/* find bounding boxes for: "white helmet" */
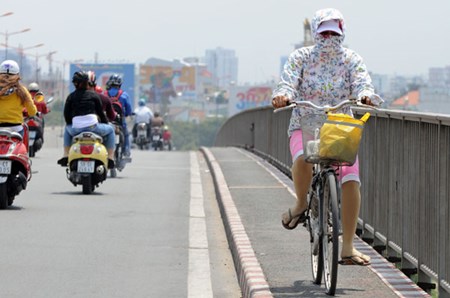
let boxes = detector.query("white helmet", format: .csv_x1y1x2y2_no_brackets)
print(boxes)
28,82,40,92
0,60,20,75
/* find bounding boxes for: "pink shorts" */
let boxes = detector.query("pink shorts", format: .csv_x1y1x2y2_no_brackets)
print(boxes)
289,130,360,184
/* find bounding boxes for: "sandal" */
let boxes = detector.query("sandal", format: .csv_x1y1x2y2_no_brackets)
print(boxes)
282,208,307,230
338,254,371,266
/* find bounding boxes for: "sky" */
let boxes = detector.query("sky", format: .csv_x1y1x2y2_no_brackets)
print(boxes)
2,0,450,84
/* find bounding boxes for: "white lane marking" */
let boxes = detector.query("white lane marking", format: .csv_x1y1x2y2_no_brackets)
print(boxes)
188,151,213,298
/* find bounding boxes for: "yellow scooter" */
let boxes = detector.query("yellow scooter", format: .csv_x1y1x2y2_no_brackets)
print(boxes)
66,132,108,194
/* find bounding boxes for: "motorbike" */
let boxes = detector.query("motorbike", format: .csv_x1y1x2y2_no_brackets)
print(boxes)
109,104,131,178
151,126,163,151
162,129,172,151
66,132,108,194
25,116,43,157
24,97,54,157
111,121,125,178
0,126,31,208
135,122,150,150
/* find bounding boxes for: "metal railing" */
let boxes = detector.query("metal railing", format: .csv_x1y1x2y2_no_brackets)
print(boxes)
215,106,450,297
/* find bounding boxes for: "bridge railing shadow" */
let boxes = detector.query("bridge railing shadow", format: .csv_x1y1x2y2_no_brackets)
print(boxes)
215,106,450,297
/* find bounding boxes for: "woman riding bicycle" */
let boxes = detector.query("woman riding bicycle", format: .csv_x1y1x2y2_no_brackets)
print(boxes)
272,8,383,266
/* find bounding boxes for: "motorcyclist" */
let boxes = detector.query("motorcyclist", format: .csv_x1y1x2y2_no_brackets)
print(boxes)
149,112,164,147
0,60,37,137
57,71,116,169
162,125,172,150
86,71,116,122
27,82,50,116
104,74,132,157
25,82,50,145
151,112,164,127
132,98,153,142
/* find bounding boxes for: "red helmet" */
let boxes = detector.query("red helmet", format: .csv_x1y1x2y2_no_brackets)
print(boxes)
94,85,103,94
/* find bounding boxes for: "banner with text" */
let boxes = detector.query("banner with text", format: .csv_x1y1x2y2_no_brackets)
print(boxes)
228,85,273,116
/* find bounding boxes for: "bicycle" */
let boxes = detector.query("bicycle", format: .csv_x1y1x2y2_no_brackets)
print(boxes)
275,99,373,295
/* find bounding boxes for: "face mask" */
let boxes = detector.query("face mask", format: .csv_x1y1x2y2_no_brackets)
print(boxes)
108,87,119,97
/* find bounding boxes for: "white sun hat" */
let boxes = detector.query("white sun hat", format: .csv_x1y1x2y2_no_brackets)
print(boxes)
317,19,343,35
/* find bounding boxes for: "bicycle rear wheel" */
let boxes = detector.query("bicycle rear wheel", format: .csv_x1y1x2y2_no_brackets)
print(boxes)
321,172,340,295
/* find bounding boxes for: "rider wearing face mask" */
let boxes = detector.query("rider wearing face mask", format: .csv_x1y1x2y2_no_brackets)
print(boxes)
272,8,383,266
104,74,132,157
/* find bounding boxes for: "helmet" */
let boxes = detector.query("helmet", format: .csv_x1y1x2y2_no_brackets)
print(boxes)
72,71,89,84
87,71,96,86
107,74,123,87
28,82,40,92
163,125,169,131
0,60,20,74
138,98,146,106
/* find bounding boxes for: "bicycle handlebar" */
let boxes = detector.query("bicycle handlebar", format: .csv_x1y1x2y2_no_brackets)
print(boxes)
273,99,377,113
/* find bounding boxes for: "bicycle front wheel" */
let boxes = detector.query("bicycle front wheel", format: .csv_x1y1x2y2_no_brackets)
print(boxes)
308,191,323,285
321,172,340,295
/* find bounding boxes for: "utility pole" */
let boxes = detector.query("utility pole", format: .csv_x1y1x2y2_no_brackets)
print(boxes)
47,50,57,77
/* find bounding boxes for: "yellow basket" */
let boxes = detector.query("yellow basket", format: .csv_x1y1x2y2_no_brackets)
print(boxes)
301,112,370,165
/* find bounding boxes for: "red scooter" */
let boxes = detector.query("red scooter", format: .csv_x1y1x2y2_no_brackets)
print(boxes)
24,96,53,157
0,125,31,209
25,116,43,157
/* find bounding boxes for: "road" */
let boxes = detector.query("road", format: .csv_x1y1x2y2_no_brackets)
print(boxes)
0,127,241,298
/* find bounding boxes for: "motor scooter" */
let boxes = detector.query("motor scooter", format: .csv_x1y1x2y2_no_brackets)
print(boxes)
110,120,125,178
135,122,150,150
0,126,31,208
109,103,131,177
151,126,163,151
25,116,43,157
65,132,108,194
24,97,54,157
162,127,172,151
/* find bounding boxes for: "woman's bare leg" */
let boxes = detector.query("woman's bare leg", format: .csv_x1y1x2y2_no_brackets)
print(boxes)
282,156,313,228
340,181,370,263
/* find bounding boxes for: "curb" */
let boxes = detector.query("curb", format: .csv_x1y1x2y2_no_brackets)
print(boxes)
200,147,273,298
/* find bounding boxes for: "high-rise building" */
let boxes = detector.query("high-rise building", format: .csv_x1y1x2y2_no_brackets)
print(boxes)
370,73,390,98
204,47,238,89
428,66,450,89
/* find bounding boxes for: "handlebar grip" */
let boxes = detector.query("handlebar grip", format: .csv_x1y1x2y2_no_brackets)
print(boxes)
273,102,296,113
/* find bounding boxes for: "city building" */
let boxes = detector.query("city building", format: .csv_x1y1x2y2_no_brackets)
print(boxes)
204,47,238,89
389,90,420,111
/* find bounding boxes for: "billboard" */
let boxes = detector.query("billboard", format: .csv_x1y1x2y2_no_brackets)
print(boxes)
139,65,197,102
69,63,135,107
228,85,273,116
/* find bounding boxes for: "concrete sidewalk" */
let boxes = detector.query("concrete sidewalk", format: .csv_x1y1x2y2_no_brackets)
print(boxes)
201,147,430,298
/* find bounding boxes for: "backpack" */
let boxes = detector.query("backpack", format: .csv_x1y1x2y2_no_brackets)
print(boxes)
105,89,124,123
